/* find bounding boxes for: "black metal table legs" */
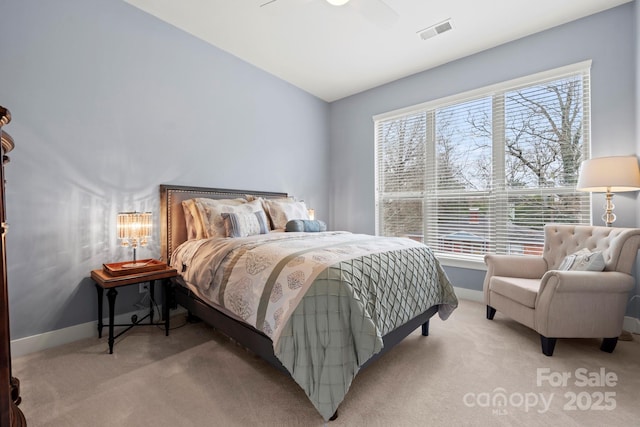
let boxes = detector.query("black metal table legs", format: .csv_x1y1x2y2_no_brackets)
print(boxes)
95,279,171,354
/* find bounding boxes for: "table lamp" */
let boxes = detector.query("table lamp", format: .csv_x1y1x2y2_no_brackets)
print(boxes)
117,211,152,266
577,156,640,226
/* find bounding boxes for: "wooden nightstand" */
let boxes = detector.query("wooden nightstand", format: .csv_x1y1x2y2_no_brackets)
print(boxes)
91,264,177,354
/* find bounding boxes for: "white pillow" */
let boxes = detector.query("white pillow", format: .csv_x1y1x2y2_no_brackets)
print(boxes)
263,198,309,230
557,248,605,272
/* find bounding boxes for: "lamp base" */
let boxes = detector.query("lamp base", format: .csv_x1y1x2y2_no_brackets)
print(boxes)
602,191,616,227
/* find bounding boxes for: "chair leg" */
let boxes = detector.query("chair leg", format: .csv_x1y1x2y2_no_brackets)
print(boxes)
600,337,618,353
540,335,557,357
486,306,496,320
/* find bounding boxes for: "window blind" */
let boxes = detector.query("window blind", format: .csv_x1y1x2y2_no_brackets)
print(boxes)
375,63,591,262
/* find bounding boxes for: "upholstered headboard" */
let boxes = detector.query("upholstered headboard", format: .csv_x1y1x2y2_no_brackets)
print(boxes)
159,185,288,263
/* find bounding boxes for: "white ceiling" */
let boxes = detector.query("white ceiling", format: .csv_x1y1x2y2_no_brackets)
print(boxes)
124,0,631,102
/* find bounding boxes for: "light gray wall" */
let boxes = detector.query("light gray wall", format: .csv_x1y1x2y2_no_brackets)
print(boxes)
0,0,330,339
2,1,638,341
329,4,638,292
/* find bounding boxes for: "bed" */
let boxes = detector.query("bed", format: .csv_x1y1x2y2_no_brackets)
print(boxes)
159,184,458,421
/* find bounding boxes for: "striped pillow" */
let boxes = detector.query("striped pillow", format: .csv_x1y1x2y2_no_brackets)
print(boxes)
221,211,270,238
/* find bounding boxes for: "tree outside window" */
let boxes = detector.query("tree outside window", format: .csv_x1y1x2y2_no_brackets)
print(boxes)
375,67,591,261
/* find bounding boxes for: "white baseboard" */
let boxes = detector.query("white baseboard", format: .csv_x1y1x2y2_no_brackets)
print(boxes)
11,306,185,358
623,316,640,334
453,286,483,302
12,287,483,357
26,286,634,357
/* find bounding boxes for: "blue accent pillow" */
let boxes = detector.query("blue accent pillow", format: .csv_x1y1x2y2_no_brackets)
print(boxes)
285,219,327,232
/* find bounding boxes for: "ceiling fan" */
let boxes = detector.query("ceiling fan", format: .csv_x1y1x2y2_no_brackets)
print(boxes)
260,0,399,28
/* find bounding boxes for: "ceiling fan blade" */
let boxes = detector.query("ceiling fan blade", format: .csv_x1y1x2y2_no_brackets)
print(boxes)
350,0,399,28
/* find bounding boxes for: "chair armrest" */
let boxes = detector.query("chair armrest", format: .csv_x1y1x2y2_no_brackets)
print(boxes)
484,254,547,279
535,270,635,338
539,270,634,294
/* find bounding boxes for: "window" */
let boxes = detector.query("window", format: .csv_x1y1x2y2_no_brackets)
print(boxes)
374,62,591,264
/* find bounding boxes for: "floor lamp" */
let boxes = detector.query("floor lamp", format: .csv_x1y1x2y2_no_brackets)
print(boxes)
577,155,640,341
577,156,640,227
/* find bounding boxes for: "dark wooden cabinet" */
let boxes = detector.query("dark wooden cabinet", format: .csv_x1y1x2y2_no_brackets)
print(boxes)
0,106,26,426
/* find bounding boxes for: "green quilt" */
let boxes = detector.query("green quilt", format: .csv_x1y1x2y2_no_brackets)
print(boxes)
274,245,457,421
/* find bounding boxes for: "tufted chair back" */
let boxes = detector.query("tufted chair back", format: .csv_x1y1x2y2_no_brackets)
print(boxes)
543,224,640,274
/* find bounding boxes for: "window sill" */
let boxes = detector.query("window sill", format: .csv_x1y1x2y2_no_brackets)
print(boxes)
436,255,487,271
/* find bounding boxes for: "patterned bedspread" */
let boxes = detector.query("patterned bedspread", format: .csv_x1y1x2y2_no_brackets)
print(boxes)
171,231,458,420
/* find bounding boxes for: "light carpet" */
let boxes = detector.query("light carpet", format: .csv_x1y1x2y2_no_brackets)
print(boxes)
12,299,640,426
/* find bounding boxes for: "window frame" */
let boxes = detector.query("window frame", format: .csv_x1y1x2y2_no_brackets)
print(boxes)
374,61,592,269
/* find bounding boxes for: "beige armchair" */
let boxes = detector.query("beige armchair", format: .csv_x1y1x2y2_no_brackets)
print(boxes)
483,224,640,356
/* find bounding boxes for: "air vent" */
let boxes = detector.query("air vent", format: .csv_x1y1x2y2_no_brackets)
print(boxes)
418,18,453,41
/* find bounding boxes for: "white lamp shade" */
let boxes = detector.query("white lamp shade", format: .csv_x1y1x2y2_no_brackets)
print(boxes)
326,0,350,5
577,156,640,193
